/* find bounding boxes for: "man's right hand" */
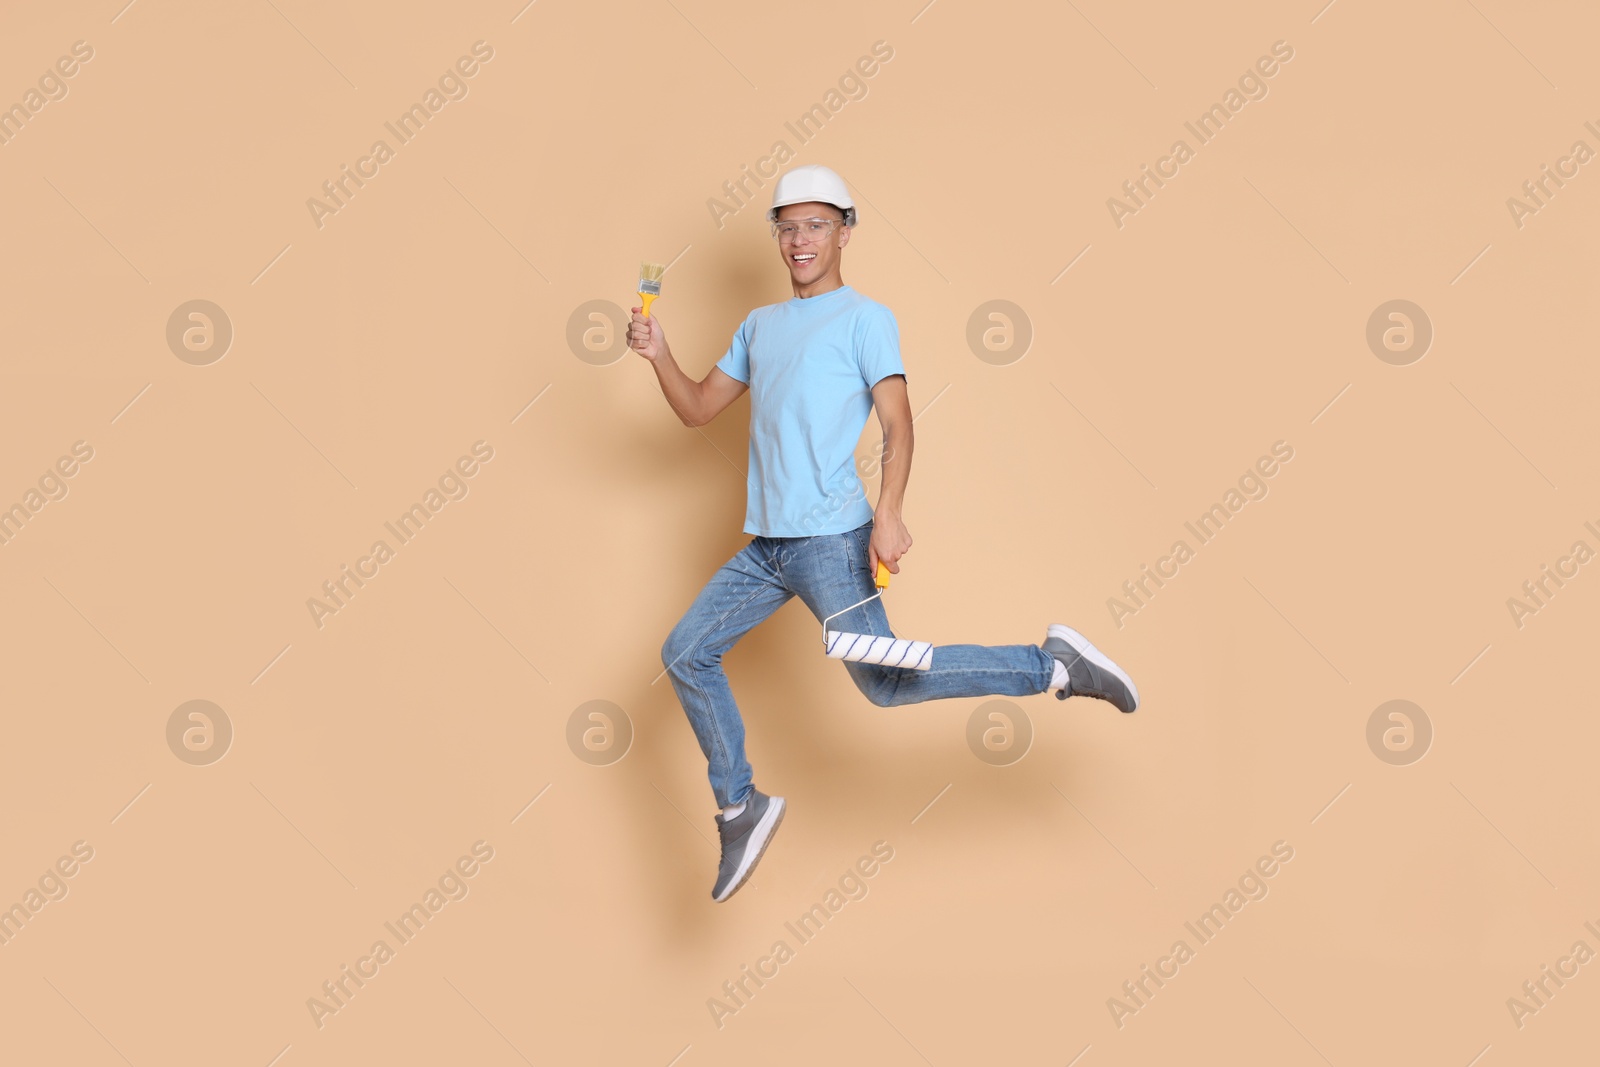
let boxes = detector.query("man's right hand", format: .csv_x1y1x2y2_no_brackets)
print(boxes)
629,308,668,363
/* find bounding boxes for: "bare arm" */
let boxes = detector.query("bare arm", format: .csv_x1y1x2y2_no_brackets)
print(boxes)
867,373,914,574
628,307,748,426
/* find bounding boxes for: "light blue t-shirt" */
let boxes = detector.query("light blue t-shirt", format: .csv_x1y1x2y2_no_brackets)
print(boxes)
714,284,906,537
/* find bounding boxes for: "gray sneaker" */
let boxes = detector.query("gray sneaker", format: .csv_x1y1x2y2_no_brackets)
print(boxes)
1043,623,1140,713
712,788,786,903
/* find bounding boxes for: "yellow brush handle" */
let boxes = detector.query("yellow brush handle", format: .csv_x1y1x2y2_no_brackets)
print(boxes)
875,561,891,589
638,292,657,319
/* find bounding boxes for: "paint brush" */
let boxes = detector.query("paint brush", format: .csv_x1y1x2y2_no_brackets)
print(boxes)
637,261,665,319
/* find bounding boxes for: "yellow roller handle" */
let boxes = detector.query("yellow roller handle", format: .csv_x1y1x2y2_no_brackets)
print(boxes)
875,561,891,589
638,292,658,319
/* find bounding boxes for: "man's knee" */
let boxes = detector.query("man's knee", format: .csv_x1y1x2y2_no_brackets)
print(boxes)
661,631,686,674
662,622,713,679
850,666,899,707
661,621,686,672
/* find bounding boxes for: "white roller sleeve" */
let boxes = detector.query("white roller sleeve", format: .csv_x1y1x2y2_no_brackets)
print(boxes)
824,630,933,670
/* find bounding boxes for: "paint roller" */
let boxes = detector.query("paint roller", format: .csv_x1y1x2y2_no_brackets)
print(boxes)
822,561,932,670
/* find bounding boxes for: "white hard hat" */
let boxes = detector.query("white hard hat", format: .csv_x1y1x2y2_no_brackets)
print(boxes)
767,164,857,227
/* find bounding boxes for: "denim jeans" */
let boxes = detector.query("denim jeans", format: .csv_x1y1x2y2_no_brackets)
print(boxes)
662,518,1056,808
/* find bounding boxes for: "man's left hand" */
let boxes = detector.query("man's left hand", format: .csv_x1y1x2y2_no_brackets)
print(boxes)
868,512,913,576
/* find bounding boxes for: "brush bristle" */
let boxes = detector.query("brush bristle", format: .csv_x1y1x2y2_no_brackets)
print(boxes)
638,261,666,287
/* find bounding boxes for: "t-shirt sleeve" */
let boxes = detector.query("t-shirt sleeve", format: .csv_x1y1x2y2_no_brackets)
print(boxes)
714,315,753,384
854,304,906,388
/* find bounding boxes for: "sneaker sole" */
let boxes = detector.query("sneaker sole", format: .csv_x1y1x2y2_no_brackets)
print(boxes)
1047,624,1140,712
713,796,786,903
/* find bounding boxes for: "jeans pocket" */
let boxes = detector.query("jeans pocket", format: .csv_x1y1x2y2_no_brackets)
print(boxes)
847,524,872,582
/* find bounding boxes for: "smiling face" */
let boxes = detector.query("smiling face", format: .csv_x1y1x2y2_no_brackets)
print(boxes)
776,201,850,296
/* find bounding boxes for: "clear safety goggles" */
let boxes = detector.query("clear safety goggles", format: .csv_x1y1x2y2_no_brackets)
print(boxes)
771,217,843,242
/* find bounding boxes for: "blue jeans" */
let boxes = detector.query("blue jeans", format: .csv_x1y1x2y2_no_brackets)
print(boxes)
662,518,1056,808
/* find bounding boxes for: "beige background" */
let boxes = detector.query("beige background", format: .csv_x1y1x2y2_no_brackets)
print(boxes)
2,0,1597,1064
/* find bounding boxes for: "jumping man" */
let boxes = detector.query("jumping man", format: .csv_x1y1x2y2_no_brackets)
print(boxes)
628,164,1140,903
